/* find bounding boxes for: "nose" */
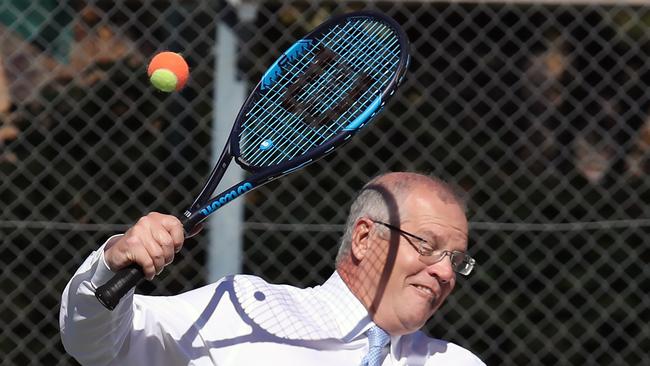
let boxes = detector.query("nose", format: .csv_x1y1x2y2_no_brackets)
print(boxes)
426,255,455,283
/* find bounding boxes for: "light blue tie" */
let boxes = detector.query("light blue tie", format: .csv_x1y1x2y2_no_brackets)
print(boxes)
360,325,390,366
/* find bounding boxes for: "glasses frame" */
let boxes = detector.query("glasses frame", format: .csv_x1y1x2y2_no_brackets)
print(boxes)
370,219,476,276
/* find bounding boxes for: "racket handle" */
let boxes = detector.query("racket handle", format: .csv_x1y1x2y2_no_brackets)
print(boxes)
95,264,144,310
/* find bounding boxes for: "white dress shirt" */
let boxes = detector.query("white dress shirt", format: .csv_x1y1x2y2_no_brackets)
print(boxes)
60,238,486,366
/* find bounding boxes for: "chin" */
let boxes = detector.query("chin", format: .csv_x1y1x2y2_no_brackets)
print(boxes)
399,313,432,334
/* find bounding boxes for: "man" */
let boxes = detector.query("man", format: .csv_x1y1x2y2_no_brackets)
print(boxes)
60,172,485,365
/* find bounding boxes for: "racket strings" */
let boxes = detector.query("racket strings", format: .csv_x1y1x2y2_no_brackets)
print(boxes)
251,35,386,163
303,22,399,121
247,20,397,135
275,21,397,132
239,19,402,167
241,21,397,160
243,21,398,165
289,23,393,122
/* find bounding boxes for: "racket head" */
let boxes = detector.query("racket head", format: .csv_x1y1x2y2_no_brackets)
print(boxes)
230,10,410,175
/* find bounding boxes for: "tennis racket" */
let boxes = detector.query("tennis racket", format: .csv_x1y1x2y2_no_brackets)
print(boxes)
95,10,410,310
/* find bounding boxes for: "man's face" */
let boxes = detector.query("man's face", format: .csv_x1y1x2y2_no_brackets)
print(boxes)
358,185,469,335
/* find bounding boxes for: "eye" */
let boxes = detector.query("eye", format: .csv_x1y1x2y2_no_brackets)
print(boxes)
430,235,444,248
418,235,440,254
450,252,465,265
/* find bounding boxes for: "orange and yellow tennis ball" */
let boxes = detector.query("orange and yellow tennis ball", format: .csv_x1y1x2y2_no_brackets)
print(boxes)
147,51,189,92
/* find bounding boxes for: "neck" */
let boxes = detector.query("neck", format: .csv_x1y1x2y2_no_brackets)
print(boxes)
336,259,383,323
337,258,412,336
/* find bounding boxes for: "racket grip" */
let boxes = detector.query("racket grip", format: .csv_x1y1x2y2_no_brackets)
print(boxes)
95,264,144,310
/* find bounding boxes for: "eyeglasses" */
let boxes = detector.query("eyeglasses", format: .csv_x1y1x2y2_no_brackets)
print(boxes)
371,219,476,276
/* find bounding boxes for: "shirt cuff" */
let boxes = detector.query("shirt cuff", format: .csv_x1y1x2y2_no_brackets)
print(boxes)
90,234,123,288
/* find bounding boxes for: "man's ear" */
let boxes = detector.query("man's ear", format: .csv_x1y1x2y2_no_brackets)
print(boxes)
350,218,373,261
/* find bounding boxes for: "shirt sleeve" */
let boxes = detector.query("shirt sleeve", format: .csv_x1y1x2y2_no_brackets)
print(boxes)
58,236,213,366
59,235,136,365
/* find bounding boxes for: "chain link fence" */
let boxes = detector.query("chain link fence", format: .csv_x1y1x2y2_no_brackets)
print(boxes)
1,0,649,365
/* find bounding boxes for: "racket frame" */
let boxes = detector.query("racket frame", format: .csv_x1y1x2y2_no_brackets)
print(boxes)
184,10,410,232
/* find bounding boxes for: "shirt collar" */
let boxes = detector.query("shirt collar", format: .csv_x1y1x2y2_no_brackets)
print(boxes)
324,272,405,353
319,271,374,342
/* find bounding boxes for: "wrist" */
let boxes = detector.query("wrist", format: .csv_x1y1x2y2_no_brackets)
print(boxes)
90,235,123,287
102,234,124,272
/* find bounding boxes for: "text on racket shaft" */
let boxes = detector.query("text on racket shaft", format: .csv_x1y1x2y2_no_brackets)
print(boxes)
199,182,253,216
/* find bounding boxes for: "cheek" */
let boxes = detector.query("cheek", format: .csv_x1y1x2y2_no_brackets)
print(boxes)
434,282,455,308
396,246,429,275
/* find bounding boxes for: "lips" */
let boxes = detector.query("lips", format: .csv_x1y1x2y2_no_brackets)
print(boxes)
411,283,436,300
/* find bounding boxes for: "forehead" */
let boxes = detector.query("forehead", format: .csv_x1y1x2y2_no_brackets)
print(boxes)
399,185,469,237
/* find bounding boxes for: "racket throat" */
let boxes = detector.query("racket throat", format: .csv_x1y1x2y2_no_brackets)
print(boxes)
187,147,234,213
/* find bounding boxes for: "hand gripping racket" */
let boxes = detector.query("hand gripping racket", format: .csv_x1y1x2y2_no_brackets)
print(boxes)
95,10,410,310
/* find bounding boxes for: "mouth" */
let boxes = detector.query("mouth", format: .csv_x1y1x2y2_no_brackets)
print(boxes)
411,284,436,300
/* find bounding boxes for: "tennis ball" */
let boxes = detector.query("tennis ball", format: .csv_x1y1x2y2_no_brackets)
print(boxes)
149,69,178,92
147,51,189,92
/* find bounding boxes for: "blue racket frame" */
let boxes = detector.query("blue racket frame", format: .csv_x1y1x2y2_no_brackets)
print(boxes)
183,10,410,233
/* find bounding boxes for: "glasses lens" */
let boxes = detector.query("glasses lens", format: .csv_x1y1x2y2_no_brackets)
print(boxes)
451,252,474,275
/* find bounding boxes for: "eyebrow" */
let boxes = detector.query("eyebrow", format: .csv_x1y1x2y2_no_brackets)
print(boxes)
413,220,468,237
426,228,469,249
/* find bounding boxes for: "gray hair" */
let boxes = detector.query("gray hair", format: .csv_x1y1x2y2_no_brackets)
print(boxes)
334,173,466,267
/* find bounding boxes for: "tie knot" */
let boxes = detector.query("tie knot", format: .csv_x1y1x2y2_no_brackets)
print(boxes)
367,325,390,349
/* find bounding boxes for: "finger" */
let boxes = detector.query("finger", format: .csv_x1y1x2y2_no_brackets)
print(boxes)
148,215,178,262
127,220,165,277
150,228,176,265
143,239,167,276
129,243,157,280
158,215,185,252
104,235,133,272
104,227,149,271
